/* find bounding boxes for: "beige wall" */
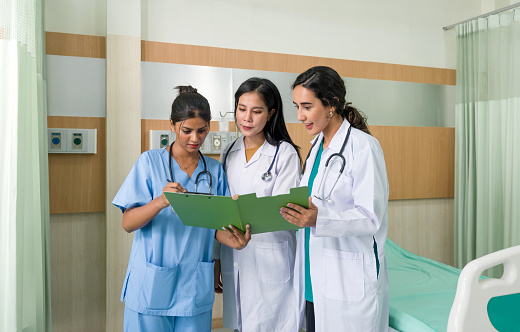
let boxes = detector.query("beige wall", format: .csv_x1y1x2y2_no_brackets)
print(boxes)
388,198,454,266
50,213,106,332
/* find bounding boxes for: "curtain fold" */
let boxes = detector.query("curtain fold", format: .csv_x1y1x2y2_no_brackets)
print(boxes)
0,0,51,331
455,9,520,277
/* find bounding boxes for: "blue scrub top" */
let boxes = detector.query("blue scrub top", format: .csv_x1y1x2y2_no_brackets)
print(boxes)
113,147,229,317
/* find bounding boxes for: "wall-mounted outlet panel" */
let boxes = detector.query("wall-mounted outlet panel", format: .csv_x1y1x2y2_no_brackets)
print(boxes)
48,128,96,154
149,130,175,150
49,129,67,152
228,132,238,145
207,132,230,154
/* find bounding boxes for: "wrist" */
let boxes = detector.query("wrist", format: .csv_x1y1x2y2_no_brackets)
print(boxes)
155,195,170,210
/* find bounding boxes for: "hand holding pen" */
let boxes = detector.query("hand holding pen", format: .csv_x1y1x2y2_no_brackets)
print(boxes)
160,179,187,209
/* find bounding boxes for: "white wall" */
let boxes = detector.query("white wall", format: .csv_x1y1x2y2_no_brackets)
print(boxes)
46,0,484,69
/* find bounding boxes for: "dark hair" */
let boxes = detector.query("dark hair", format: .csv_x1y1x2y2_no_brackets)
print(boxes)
170,85,211,124
235,77,300,159
292,66,371,135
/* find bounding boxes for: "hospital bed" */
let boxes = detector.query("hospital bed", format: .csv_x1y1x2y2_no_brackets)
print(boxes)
386,239,520,332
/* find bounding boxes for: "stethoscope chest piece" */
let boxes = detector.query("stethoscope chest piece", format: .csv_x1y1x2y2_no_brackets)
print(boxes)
261,171,272,182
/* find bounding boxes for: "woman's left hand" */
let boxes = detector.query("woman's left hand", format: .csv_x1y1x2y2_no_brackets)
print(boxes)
216,224,252,250
281,197,318,227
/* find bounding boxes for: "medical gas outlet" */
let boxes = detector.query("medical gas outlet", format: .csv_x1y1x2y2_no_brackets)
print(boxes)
149,130,239,154
48,128,97,154
149,130,176,150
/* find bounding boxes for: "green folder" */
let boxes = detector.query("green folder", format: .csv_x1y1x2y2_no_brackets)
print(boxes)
164,186,309,234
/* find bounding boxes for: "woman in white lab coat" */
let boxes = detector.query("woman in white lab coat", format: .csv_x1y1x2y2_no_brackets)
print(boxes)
214,77,302,332
281,66,390,332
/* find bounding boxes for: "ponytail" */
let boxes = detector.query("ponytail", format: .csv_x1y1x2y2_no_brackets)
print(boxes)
341,102,371,135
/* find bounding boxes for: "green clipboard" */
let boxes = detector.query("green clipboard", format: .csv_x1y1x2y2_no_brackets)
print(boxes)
164,186,309,234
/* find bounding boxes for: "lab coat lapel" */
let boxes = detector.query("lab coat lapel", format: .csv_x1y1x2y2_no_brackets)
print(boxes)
244,139,274,167
301,133,323,186
323,119,351,156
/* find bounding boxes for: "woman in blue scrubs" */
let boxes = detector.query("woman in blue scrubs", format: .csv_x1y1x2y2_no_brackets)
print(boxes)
113,86,252,332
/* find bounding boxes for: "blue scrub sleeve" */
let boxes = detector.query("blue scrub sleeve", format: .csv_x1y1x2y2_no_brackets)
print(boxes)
112,153,154,213
216,162,231,197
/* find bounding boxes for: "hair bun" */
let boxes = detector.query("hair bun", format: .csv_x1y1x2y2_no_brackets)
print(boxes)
175,85,197,94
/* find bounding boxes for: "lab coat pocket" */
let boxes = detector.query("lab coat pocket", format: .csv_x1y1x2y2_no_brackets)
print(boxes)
324,170,354,211
323,248,364,301
195,261,215,308
139,261,178,310
255,241,290,283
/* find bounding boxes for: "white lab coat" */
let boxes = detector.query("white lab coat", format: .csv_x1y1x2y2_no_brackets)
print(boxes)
214,137,303,332
296,119,390,332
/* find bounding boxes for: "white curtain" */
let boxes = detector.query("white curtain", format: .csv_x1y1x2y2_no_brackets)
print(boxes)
0,0,51,331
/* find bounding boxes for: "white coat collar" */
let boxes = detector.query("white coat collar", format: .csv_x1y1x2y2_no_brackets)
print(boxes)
258,139,277,157
228,136,243,154
325,119,351,154
232,136,277,157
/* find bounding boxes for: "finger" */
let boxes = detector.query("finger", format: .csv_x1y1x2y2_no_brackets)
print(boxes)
280,207,302,220
244,224,251,242
228,224,244,238
308,196,317,209
221,226,237,240
165,182,186,193
286,203,306,214
232,194,239,200
172,182,186,192
281,211,304,226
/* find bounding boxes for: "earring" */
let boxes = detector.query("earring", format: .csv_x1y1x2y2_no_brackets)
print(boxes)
329,111,334,118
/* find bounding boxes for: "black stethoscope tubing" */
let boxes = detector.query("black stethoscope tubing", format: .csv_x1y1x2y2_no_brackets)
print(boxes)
302,125,352,176
168,141,212,194
222,138,280,182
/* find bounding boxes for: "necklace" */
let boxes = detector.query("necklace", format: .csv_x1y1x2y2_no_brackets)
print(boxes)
172,152,198,170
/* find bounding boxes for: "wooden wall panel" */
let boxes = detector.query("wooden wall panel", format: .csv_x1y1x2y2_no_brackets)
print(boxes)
48,116,106,214
44,32,455,85
370,125,455,200
141,41,455,85
46,32,106,59
288,123,455,200
47,119,455,214
141,121,455,200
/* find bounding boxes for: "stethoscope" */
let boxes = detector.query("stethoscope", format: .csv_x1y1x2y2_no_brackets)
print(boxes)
222,139,280,182
302,125,352,203
167,141,213,195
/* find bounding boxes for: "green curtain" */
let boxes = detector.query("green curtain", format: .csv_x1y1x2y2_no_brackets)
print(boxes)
0,0,51,331
455,9,520,277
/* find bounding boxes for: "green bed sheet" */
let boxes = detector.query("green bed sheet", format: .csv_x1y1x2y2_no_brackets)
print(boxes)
387,239,520,332
386,239,461,332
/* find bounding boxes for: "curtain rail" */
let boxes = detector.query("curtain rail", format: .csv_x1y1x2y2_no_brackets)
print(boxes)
443,2,520,30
